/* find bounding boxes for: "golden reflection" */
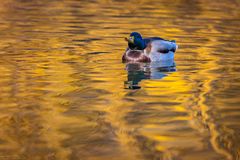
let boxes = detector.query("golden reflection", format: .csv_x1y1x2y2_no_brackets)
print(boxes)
0,0,239,160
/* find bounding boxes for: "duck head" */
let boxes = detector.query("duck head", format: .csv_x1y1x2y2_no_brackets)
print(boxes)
125,32,146,50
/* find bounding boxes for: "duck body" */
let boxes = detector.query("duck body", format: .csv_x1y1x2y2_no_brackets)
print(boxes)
122,32,178,63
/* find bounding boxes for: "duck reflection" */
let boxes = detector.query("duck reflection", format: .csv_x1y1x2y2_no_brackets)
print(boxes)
124,60,176,89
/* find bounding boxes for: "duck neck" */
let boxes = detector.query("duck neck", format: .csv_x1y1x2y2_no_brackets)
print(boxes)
136,39,146,50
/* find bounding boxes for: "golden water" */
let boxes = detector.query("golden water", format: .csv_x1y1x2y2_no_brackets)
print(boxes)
0,0,240,160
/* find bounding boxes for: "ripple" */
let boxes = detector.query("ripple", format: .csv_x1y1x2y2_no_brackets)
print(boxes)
0,0,239,159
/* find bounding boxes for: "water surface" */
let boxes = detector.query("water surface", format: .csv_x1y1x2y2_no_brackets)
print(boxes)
0,0,240,160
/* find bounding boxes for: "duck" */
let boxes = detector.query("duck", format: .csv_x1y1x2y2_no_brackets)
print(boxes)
122,32,178,62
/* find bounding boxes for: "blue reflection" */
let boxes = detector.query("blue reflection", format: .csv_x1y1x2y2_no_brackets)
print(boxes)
124,60,176,89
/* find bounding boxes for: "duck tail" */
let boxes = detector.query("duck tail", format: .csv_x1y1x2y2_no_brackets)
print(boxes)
170,40,178,51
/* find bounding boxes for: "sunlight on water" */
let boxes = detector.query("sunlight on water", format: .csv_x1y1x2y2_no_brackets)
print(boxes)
0,0,240,160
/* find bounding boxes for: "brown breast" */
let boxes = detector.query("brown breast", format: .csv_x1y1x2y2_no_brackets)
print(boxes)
122,50,151,63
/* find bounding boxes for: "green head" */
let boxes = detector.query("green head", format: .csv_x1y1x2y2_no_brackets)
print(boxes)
125,32,146,50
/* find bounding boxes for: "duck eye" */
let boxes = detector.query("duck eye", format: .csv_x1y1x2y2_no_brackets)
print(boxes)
129,36,134,42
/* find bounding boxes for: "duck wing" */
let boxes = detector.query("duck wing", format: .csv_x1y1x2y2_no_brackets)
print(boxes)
144,38,177,53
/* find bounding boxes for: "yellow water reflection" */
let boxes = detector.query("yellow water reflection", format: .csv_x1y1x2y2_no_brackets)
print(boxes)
0,0,240,160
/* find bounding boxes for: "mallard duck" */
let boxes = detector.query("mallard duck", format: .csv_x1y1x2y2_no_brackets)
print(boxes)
122,32,178,62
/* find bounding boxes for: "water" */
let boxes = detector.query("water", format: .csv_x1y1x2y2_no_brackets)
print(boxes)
0,0,240,160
